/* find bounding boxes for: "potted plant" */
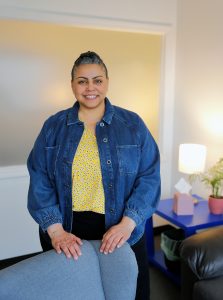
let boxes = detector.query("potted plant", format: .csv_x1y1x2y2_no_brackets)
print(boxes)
190,158,223,214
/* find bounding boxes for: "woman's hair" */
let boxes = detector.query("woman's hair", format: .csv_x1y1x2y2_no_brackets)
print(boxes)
71,51,108,80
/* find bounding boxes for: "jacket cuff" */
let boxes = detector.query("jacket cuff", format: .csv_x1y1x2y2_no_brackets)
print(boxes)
38,216,63,232
123,209,143,226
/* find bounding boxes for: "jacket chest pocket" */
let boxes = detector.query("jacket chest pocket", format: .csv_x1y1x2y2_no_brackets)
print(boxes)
45,145,60,179
116,145,140,174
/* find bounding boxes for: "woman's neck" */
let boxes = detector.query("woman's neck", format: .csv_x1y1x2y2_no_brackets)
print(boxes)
78,105,105,132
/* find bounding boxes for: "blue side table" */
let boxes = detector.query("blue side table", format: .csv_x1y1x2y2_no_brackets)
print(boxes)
145,195,223,284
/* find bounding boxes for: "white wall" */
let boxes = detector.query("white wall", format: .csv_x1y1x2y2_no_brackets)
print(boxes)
0,0,177,258
0,166,42,260
173,0,223,198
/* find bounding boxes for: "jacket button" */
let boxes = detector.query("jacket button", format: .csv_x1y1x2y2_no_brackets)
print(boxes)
109,183,113,188
100,122,104,127
107,160,111,164
103,138,108,143
110,208,115,213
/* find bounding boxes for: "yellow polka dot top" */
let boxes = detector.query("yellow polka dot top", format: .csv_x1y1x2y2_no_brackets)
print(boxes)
72,126,105,214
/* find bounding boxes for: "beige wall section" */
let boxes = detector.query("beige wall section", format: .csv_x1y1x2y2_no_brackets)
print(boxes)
0,20,161,166
174,0,223,197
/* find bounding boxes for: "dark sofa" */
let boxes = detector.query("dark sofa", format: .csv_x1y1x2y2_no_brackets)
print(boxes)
180,226,223,300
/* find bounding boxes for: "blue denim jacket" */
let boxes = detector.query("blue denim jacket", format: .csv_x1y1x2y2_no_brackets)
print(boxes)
27,99,160,245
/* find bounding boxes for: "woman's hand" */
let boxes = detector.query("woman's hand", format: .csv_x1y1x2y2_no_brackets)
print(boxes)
47,224,83,260
100,216,136,254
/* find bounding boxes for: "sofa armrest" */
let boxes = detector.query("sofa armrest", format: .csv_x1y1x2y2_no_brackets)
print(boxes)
0,240,138,300
180,226,223,280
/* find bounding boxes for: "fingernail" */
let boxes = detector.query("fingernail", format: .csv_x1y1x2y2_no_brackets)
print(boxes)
104,252,108,255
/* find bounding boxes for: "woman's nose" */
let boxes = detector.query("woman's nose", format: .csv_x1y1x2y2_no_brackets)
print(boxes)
86,81,95,91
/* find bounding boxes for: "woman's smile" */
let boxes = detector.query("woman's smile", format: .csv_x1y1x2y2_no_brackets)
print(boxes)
84,95,98,99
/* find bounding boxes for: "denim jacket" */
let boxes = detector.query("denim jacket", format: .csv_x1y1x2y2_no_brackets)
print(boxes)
27,99,160,245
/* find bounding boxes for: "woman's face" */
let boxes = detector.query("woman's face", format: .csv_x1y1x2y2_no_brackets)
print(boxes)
71,64,109,111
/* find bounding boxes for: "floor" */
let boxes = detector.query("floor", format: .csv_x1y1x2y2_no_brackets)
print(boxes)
150,264,181,300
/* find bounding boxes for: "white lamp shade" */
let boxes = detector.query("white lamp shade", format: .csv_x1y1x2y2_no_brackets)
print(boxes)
178,144,207,174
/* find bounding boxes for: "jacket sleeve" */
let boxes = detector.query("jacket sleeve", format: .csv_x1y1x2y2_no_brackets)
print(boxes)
123,117,161,226
27,121,63,231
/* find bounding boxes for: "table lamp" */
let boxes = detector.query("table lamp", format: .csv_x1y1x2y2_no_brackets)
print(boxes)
178,143,207,175
173,143,207,215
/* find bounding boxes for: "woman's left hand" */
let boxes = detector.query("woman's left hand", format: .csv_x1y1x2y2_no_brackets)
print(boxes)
100,216,136,254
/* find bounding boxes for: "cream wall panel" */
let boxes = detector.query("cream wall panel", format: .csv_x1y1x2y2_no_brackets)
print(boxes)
0,20,161,166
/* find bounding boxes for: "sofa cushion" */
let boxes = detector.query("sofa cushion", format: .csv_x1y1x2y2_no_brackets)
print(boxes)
193,276,223,300
90,240,138,300
180,226,223,280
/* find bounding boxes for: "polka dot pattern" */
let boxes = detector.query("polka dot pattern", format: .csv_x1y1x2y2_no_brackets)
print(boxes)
72,126,105,214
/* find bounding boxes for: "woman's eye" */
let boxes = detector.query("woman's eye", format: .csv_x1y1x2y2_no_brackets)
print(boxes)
78,80,87,85
95,79,102,85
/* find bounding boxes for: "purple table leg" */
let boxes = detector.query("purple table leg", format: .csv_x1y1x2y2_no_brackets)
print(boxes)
145,217,155,257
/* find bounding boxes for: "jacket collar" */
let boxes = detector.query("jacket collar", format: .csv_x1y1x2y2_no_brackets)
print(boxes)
102,98,115,125
66,98,114,126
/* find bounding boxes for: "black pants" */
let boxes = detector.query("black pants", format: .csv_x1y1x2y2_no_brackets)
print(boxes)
131,234,150,300
39,212,150,300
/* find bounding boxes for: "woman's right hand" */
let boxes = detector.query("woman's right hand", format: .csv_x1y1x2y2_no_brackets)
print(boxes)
47,223,83,260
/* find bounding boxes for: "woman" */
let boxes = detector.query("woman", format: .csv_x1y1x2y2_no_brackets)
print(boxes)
27,51,160,300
